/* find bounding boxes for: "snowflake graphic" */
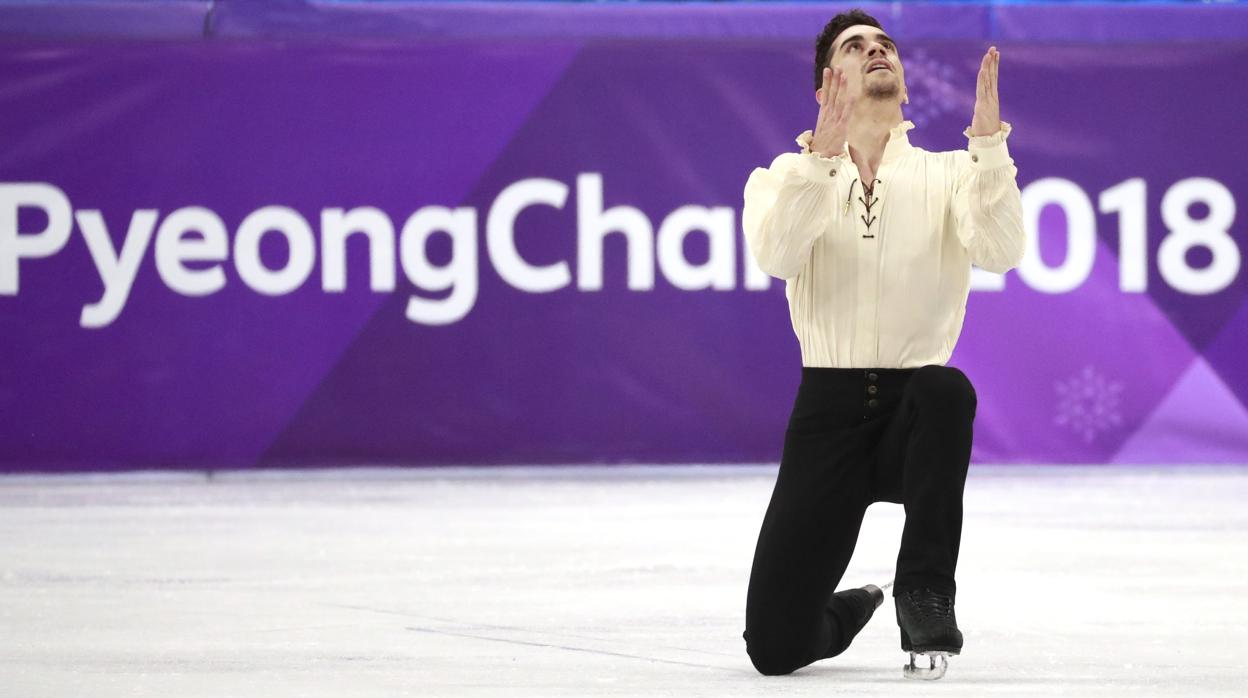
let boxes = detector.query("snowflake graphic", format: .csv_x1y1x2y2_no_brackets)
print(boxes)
1054,366,1126,443
900,48,974,130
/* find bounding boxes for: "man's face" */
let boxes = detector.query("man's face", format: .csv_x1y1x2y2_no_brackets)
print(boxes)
819,24,907,105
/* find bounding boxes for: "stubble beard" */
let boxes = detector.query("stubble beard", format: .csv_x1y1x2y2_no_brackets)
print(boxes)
863,73,901,101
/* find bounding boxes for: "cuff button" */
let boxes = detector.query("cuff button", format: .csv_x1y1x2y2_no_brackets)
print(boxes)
829,169,836,177
971,154,979,163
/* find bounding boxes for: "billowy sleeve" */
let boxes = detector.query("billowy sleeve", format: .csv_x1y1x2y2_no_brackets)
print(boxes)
950,121,1026,274
742,133,845,280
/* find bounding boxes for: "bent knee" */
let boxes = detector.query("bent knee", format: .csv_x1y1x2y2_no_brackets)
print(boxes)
747,645,803,676
744,629,810,676
910,365,977,412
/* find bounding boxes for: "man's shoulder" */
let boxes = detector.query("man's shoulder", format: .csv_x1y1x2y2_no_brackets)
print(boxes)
767,151,803,170
907,145,969,169
910,144,960,158
747,151,805,180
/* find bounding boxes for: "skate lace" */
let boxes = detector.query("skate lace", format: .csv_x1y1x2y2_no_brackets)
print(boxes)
907,588,955,622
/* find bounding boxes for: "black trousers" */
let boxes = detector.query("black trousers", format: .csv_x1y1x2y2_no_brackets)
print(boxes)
743,364,976,676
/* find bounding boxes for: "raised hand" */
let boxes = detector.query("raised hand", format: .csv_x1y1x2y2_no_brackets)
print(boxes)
811,66,855,158
969,47,1000,137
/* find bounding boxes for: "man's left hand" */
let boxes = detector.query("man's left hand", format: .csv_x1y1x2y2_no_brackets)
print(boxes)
969,46,1000,137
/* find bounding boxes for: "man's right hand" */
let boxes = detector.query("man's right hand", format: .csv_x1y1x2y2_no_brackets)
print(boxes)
811,67,855,158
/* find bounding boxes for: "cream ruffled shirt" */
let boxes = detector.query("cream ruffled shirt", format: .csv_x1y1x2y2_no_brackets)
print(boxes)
742,120,1025,368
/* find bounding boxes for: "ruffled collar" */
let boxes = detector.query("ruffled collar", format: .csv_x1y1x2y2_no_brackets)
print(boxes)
795,120,915,164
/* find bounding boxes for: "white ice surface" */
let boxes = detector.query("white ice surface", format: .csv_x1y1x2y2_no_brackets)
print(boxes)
1,464,1245,697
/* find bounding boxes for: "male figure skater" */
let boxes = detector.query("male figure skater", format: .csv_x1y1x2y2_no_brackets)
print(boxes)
740,9,1024,680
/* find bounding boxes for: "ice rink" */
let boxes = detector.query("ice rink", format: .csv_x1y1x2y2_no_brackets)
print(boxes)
2,464,1245,696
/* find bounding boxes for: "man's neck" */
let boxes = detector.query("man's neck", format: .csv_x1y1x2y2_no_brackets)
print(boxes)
846,99,904,178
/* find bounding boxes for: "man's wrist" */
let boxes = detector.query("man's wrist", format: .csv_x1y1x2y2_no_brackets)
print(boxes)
796,150,843,183
964,120,1010,143
963,120,1013,170
797,129,847,159
816,144,848,159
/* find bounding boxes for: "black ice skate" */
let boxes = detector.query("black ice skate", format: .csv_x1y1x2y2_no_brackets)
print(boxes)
894,587,962,680
831,583,886,638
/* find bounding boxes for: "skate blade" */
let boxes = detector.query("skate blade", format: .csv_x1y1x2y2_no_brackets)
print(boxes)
903,651,949,681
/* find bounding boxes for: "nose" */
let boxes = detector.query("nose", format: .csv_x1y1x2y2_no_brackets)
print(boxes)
867,43,887,58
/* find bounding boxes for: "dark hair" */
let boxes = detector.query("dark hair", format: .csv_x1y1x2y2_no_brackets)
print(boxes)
814,9,884,89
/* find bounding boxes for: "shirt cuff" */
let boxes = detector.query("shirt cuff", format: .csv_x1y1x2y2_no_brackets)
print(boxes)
961,120,1013,171
794,129,846,183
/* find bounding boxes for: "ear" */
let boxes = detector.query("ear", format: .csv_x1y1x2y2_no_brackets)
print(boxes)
815,88,824,106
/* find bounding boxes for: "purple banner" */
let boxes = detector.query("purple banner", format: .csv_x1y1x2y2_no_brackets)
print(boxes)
2,3,1247,470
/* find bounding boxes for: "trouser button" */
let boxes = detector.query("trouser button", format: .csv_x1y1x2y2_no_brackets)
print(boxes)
868,399,879,408
867,385,878,395
867,372,879,381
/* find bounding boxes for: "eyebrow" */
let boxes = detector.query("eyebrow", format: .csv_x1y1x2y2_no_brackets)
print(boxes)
837,32,898,52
